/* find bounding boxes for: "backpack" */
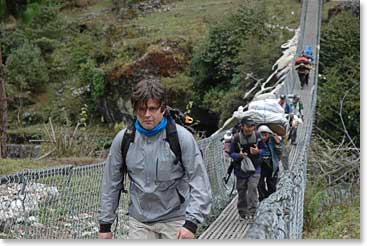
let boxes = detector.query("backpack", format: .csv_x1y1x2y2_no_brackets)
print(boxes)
120,109,190,192
233,130,261,156
223,129,261,181
295,56,310,66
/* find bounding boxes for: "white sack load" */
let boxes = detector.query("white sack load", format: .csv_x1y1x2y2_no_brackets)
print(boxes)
249,99,285,114
233,109,289,136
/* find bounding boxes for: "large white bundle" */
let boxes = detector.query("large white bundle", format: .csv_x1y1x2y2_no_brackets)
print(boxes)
240,109,288,126
249,99,285,114
233,109,289,136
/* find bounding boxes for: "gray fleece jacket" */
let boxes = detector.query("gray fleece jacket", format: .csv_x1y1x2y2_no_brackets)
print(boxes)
98,124,212,233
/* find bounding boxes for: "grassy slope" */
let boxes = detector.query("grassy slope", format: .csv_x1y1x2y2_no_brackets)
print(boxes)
125,0,245,43
303,181,360,239
124,0,300,44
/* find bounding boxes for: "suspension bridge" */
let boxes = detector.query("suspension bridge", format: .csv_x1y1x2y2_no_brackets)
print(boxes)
0,0,322,239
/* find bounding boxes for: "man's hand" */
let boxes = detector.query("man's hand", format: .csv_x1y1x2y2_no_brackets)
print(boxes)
98,232,113,239
249,145,259,155
240,149,247,158
176,227,195,239
273,133,281,144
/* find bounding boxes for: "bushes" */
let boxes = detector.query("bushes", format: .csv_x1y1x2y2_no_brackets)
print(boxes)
161,72,194,111
304,176,360,239
5,41,49,93
202,88,243,126
317,10,360,147
190,0,291,126
79,59,106,101
191,1,271,89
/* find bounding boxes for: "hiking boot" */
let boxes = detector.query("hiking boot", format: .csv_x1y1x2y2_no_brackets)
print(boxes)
239,214,248,221
239,214,255,223
248,214,255,223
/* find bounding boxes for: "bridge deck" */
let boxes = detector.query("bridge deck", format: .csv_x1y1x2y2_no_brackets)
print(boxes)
198,156,293,239
198,196,251,239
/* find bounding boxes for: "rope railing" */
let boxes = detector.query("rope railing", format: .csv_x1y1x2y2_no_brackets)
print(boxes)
0,0,322,239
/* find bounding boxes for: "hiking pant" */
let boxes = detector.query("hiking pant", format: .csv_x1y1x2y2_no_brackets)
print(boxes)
128,216,185,239
289,126,298,144
258,166,278,202
236,173,260,217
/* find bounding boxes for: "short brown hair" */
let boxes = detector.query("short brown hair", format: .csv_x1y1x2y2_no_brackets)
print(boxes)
131,78,166,113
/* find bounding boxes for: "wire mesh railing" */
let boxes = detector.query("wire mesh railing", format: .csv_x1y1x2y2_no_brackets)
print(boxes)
0,131,235,239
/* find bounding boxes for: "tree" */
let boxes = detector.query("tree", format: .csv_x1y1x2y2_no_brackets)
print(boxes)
0,46,7,158
317,11,360,147
5,41,49,92
1,0,27,18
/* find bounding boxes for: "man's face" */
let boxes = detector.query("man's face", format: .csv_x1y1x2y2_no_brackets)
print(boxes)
260,132,269,142
136,98,165,130
280,98,285,104
241,124,255,136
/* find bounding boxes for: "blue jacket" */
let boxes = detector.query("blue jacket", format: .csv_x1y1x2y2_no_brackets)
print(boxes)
279,99,292,114
257,135,282,177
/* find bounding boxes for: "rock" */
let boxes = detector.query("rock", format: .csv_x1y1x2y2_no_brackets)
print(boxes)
0,182,59,233
22,112,31,120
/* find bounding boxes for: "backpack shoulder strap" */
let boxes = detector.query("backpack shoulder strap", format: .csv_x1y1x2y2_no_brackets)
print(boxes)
120,123,135,192
232,133,241,152
233,132,240,143
165,118,184,170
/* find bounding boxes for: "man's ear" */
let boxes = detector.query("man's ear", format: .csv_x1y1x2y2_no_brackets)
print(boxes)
161,106,167,115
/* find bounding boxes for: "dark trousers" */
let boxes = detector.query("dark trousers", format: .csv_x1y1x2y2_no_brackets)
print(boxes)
258,165,278,202
289,127,298,144
236,173,260,217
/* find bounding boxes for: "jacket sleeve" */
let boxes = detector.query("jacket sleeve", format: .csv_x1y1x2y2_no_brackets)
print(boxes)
272,136,283,157
98,129,126,230
179,128,212,229
286,103,292,114
229,135,242,161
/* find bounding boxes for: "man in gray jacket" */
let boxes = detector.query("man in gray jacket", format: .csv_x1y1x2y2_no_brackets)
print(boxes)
98,78,212,239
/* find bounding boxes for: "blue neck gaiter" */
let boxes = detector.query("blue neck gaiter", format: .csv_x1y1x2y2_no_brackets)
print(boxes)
135,117,167,137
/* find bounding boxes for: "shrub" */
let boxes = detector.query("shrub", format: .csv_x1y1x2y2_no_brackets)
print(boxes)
191,1,269,89
318,10,360,146
5,41,49,93
79,59,106,100
161,72,194,110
